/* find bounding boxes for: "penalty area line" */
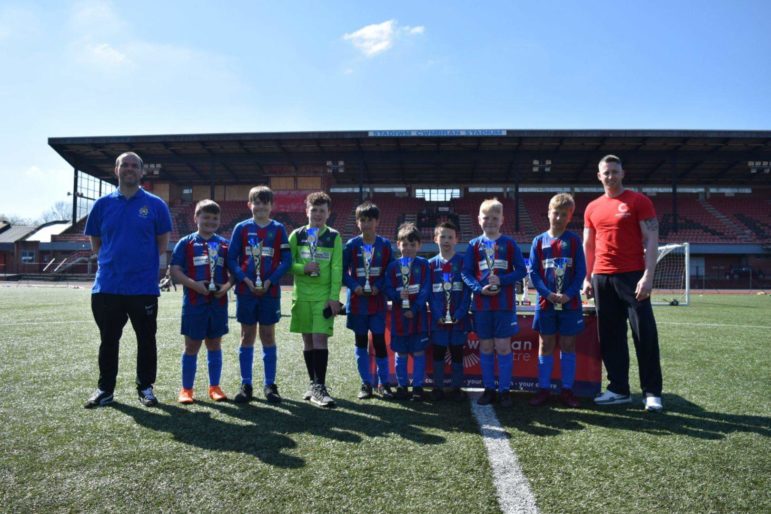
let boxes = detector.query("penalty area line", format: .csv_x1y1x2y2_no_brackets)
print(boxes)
470,393,539,514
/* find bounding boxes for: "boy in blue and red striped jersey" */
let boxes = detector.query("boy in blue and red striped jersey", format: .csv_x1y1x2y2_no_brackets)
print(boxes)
342,202,395,400
227,186,292,404
528,193,586,408
462,198,527,407
428,221,470,402
383,222,431,401
170,199,233,404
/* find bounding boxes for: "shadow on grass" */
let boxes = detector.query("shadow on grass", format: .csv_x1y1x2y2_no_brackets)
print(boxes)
112,402,304,468
496,393,771,440
111,395,480,466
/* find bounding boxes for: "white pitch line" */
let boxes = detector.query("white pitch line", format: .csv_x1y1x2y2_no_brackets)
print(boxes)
0,317,178,327
657,321,770,330
471,395,539,514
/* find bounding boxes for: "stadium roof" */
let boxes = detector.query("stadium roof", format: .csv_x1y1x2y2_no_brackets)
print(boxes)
48,129,771,187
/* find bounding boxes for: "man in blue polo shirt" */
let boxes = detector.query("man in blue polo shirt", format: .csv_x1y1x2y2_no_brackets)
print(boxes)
83,151,173,408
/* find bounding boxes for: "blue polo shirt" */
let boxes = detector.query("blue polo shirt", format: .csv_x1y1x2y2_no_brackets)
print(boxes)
85,188,173,295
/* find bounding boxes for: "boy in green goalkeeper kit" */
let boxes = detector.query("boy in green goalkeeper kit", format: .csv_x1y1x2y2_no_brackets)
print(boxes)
289,192,343,407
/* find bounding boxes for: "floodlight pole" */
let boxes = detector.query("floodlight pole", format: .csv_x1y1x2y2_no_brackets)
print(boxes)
71,167,78,224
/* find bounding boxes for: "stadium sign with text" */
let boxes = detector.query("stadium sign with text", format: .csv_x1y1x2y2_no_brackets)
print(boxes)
368,129,507,137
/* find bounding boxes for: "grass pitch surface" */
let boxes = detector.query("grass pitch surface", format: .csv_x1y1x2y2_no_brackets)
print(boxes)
0,285,768,513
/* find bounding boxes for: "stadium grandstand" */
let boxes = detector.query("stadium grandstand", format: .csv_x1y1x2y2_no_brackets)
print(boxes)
3,129,769,289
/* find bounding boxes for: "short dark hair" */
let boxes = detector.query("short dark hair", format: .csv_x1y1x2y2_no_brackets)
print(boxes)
434,221,458,237
355,202,380,220
249,185,274,204
306,191,332,209
599,154,622,167
195,199,220,216
397,222,421,243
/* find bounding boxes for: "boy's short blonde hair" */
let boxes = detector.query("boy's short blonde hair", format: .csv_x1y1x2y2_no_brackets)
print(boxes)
479,198,503,215
396,222,421,243
548,193,575,213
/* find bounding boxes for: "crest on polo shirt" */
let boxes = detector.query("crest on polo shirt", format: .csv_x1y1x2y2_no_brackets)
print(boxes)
138,205,149,218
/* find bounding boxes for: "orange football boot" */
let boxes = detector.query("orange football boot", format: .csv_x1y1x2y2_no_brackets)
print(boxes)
208,385,228,402
178,388,194,404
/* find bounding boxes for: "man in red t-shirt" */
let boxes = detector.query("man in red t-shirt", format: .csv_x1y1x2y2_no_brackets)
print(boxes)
582,155,663,412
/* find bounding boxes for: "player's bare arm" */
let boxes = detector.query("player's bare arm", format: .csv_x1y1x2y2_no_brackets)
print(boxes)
582,227,595,298
636,217,659,300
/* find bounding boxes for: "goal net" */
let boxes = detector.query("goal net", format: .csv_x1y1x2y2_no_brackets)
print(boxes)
652,242,690,306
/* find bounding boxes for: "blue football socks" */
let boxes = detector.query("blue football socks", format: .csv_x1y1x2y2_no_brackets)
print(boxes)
239,346,254,385
395,352,408,387
181,353,197,390
207,349,222,386
412,353,426,387
262,345,277,386
498,352,513,392
355,346,371,385
480,351,495,390
561,351,576,390
376,356,390,386
538,354,554,390
451,362,464,389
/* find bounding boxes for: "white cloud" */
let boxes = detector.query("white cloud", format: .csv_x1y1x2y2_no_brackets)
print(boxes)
343,19,425,58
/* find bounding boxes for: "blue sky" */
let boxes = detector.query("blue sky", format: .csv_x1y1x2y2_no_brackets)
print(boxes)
1,0,769,220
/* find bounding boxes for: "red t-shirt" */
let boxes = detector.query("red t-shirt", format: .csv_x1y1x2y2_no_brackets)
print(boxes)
584,189,656,274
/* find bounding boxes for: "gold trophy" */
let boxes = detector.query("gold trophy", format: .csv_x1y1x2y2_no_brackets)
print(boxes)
442,271,455,324
399,257,411,309
362,243,373,294
307,227,320,277
249,236,263,291
483,239,499,292
554,258,567,311
206,241,219,292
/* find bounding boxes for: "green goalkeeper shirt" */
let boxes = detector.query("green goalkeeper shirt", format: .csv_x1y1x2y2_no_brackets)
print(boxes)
289,225,343,302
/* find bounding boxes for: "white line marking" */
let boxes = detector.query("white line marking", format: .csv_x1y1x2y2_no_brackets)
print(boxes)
0,317,178,327
470,394,539,514
658,321,770,330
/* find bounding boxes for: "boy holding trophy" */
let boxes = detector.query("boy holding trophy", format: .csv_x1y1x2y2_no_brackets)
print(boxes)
428,222,470,401
170,200,233,404
289,192,343,408
342,202,395,400
528,193,586,408
227,186,292,404
383,222,431,401
462,198,527,407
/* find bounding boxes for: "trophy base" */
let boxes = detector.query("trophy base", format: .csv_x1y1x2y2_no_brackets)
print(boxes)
362,289,373,296
205,283,220,292
489,286,500,292
309,272,320,277
439,319,457,325
554,305,563,311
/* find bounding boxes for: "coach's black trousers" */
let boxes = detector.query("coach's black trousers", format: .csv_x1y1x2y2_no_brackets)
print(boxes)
91,293,158,393
592,272,662,396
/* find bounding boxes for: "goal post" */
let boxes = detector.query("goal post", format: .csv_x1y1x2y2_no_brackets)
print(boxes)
652,242,690,306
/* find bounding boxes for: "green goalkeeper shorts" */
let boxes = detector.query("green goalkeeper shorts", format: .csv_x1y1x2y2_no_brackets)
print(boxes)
290,299,335,335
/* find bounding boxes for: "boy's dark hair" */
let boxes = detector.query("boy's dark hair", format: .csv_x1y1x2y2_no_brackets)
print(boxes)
249,185,274,204
355,202,380,220
306,191,332,208
195,199,220,216
397,222,421,243
434,221,458,238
